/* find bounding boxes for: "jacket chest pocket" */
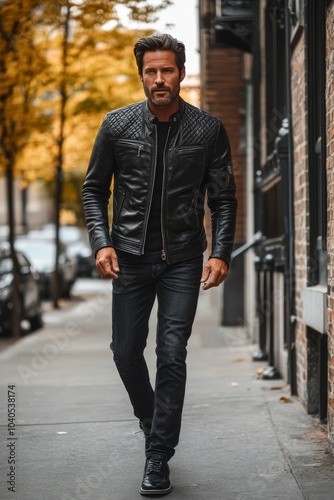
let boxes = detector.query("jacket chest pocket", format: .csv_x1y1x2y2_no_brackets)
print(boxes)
114,139,146,162
172,145,207,187
113,139,152,187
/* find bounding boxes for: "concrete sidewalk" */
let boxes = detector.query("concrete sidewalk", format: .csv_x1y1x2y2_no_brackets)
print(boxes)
0,280,333,500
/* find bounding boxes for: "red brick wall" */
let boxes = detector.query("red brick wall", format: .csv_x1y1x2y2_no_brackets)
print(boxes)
200,0,246,245
291,0,334,449
326,0,334,453
290,31,309,405
202,47,245,243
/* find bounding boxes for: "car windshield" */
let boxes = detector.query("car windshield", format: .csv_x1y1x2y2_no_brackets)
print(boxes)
15,240,55,265
31,225,82,245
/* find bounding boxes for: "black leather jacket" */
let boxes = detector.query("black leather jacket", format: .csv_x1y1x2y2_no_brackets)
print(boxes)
82,98,237,265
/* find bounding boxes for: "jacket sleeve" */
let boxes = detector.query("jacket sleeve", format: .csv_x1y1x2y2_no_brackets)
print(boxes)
206,121,238,265
82,116,114,257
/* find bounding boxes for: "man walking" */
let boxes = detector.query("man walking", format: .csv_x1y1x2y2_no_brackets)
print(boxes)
82,33,237,496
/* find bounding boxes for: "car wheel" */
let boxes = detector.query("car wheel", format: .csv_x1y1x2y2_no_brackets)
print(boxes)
2,298,23,336
29,312,43,332
0,315,12,336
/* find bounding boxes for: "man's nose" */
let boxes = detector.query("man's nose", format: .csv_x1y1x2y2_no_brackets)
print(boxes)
155,71,164,84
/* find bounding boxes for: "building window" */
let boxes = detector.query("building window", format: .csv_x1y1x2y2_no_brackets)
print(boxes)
306,1,327,287
256,1,286,239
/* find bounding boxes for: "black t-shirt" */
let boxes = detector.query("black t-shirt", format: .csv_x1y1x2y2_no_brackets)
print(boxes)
144,121,170,253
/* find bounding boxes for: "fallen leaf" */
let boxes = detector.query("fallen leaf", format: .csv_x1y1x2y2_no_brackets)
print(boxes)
279,396,294,404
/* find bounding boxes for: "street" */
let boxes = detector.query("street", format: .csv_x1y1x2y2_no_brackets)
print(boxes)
0,278,333,500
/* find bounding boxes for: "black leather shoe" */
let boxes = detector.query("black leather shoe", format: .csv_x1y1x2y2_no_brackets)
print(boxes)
140,458,172,496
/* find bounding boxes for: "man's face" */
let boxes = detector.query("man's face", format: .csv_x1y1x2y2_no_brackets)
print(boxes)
141,50,185,107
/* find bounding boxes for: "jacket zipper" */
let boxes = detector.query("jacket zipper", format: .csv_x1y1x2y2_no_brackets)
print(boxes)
116,139,144,150
141,125,158,254
115,189,127,224
115,140,144,157
176,145,206,155
160,127,171,261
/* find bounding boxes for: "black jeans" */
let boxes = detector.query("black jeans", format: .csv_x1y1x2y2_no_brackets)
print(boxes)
111,255,203,461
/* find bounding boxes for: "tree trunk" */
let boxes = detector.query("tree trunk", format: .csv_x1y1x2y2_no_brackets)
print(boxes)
53,4,71,309
6,151,22,338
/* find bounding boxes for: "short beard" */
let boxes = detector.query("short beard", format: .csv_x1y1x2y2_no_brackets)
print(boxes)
144,85,180,107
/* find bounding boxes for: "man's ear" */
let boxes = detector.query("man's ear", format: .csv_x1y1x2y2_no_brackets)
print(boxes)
180,67,186,83
139,72,143,82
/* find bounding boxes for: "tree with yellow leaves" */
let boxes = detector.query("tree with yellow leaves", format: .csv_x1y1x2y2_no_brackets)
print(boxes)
0,0,53,334
0,0,172,323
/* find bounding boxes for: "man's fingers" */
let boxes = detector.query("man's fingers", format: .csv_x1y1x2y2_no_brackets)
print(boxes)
200,266,210,283
111,254,120,273
96,247,119,279
98,262,119,279
201,258,228,290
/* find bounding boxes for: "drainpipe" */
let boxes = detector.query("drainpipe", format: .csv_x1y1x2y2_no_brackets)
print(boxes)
283,0,297,395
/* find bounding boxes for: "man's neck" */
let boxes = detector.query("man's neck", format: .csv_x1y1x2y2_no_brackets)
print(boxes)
148,98,180,122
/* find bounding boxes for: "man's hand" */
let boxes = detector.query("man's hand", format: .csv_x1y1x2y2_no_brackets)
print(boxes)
201,258,229,290
95,247,119,279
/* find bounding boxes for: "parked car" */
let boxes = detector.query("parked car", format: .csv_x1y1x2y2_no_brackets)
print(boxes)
0,244,43,336
28,224,95,277
14,237,77,298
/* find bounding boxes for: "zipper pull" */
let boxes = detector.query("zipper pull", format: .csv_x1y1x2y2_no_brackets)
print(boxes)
137,145,143,157
161,250,166,261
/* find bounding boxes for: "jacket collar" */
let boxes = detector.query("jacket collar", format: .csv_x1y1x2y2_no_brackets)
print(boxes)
144,97,185,125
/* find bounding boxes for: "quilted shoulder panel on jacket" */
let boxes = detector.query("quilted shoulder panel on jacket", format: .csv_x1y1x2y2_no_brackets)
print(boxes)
104,101,144,140
103,100,221,147
181,104,220,145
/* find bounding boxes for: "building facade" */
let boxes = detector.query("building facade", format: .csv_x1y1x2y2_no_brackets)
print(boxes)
199,0,334,453
200,0,248,328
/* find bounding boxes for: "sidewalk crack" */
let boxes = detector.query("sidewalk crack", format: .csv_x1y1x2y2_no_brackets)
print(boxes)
265,400,307,499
